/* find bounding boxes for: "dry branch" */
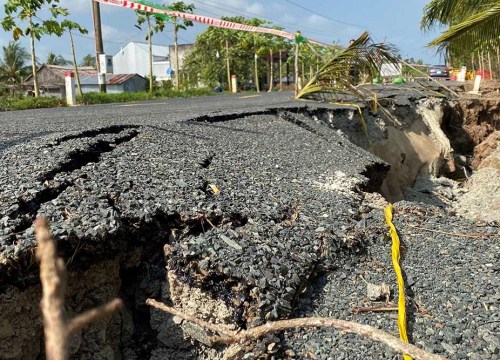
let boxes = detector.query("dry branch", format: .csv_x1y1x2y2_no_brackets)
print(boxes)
35,218,122,360
405,223,499,238
146,298,444,360
68,299,123,338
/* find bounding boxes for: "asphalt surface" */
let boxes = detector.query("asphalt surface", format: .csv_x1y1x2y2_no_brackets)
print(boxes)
1,88,498,359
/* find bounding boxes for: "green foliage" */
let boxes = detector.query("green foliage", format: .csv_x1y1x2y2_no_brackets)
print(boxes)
183,16,294,90
80,54,96,67
297,32,400,101
135,8,165,41
422,0,500,57
77,88,215,105
401,57,426,77
46,52,70,65
168,1,195,32
0,88,216,110
0,41,30,87
0,95,66,111
2,0,68,41
61,19,87,34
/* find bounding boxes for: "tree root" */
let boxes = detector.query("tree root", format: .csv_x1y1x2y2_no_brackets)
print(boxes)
146,298,445,360
35,218,122,360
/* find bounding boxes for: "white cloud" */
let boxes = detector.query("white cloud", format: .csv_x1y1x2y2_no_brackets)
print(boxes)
101,24,135,43
59,0,90,14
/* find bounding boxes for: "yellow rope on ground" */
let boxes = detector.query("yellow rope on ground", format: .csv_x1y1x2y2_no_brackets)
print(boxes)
384,204,413,360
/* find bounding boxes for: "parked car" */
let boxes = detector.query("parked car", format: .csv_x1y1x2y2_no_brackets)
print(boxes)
428,65,450,79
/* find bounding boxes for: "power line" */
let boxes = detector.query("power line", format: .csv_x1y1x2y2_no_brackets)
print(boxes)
193,0,350,40
284,0,367,29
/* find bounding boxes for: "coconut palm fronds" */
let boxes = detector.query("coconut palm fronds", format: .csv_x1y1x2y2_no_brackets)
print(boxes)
422,0,500,55
296,32,399,101
428,4,500,51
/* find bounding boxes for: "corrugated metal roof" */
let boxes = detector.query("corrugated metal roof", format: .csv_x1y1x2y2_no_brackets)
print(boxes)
79,74,145,86
108,73,138,84
24,64,96,83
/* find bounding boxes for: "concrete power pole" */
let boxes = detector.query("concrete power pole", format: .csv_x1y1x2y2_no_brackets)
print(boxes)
91,0,106,92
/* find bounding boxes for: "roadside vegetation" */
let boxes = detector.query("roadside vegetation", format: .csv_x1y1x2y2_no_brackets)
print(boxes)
77,87,215,104
1,0,498,111
0,87,215,111
422,0,499,72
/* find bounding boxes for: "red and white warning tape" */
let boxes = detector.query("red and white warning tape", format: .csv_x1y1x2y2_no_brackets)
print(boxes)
94,0,330,46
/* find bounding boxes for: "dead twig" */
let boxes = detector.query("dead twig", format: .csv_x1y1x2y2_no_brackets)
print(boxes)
146,298,444,360
405,223,499,239
35,218,122,360
352,305,398,314
145,299,235,338
68,299,123,338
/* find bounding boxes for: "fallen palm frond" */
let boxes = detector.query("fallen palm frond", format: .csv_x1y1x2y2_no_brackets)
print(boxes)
296,31,399,101
35,218,122,360
146,298,444,360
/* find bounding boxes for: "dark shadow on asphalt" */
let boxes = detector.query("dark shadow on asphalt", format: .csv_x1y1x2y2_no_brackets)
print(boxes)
145,125,212,141
183,121,266,135
0,131,55,155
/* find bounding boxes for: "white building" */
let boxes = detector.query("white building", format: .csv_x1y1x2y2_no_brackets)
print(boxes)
112,42,172,81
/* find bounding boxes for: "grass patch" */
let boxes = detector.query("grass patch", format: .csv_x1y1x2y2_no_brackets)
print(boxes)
0,96,66,111
78,88,215,105
0,88,217,111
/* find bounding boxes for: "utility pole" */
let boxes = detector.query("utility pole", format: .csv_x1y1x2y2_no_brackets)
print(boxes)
91,0,106,92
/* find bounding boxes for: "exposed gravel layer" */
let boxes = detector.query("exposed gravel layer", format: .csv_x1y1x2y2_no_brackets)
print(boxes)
1,88,497,359
281,201,499,360
0,108,386,289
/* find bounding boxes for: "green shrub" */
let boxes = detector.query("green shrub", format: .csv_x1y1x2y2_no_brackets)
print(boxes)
78,91,153,104
0,96,66,111
0,88,218,110
78,88,215,105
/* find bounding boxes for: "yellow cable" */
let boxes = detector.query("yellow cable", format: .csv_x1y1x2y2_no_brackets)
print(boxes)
384,204,413,360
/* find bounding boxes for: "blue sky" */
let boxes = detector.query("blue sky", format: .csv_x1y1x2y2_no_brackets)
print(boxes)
0,0,446,65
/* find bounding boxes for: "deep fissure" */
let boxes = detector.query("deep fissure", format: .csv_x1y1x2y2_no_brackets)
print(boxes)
2,98,499,359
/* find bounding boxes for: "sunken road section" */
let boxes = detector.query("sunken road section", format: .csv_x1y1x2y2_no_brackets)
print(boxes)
0,109,388,358
0,89,498,359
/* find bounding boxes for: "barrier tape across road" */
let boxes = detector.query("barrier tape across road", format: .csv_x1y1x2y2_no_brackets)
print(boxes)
94,0,331,47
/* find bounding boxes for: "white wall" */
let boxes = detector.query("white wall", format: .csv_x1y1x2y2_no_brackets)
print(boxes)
113,42,171,80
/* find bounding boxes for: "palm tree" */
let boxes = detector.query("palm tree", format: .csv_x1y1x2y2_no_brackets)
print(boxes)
46,52,70,66
296,32,399,101
167,1,195,90
421,0,500,70
0,41,30,95
80,54,96,67
2,0,68,97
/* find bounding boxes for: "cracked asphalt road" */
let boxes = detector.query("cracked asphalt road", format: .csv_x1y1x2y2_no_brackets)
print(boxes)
0,92,297,153
1,89,498,360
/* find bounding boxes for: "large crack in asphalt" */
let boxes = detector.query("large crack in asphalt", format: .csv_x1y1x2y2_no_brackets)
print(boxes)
5,100,484,359
5,128,139,237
